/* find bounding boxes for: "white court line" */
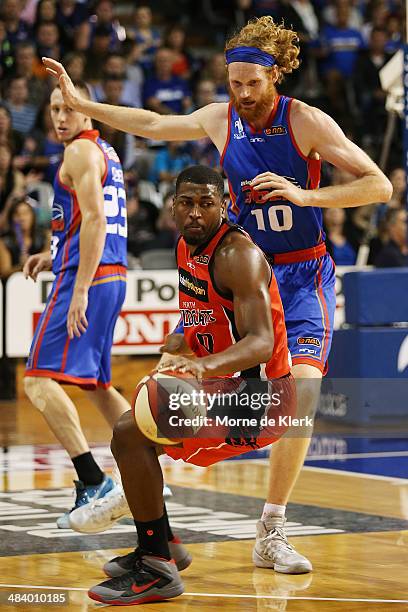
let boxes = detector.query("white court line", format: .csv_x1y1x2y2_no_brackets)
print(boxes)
227,459,408,482
0,584,406,604
303,465,408,483
305,451,408,461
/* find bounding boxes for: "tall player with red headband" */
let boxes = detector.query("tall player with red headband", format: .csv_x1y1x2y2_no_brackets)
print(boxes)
43,16,391,573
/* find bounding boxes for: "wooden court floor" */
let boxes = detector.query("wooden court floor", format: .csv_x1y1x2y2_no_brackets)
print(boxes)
0,357,406,611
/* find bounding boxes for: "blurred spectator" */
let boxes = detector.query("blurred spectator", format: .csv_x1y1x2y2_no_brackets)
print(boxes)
1,0,31,46
0,103,24,153
0,143,25,231
387,167,406,208
36,0,57,25
4,76,38,136
35,21,62,61
63,50,86,81
374,208,408,267
127,5,161,74
84,24,112,83
100,76,124,107
385,12,402,52
188,79,221,168
0,18,14,78
149,141,193,189
163,24,192,79
144,47,191,114
56,0,88,51
126,190,159,258
345,205,373,253
353,27,389,152
94,52,143,108
0,196,48,278
319,2,365,115
362,1,389,43
322,0,364,29
87,0,121,53
324,207,357,264
14,42,47,108
14,102,63,184
154,189,179,249
203,53,229,102
20,0,39,26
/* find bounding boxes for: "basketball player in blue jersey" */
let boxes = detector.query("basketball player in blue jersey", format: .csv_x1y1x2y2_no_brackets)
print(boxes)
23,82,131,528
42,15,392,571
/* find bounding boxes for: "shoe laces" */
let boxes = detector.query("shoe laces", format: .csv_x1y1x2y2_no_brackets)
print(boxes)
263,525,296,556
88,489,126,517
105,549,153,589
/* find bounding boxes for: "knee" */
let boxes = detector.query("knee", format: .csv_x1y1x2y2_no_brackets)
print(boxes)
23,376,52,411
111,409,141,453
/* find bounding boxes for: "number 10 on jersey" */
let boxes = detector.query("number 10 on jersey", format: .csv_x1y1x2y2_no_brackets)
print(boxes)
251,205,293,232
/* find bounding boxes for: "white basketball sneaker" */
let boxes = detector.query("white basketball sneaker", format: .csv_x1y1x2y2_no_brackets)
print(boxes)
253,515,312,574
69,482,172,533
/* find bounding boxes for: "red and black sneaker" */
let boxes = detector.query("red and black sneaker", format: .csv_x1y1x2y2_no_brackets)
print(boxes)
103,537,192,577
88,549,184,606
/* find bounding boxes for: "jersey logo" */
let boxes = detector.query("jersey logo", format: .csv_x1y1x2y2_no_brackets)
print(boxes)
194,254,210,265
51,203,65,232
264,126,287,136
179,268,209,302
180,308,216,327
233,118,246,140
250,137,265,143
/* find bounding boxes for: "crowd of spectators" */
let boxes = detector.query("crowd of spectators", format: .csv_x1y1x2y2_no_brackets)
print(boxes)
0,0,406,278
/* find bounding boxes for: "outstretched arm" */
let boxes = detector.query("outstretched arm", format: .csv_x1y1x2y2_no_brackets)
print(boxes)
43,57,211,141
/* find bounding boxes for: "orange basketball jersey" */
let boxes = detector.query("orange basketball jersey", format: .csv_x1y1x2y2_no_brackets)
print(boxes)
176,221,290,379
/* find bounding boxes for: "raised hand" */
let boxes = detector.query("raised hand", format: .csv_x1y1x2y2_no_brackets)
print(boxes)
42,57,80,109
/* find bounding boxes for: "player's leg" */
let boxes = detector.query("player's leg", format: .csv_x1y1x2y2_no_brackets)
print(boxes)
88,411,184,605
253,364,321,573
253,255,336,573
86,386,130,428
24,271,114,527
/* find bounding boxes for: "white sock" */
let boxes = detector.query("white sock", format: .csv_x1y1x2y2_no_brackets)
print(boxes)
262,503,286,520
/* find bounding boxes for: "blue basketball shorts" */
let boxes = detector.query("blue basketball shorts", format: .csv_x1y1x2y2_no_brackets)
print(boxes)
273,253,336,374
25,264,127,389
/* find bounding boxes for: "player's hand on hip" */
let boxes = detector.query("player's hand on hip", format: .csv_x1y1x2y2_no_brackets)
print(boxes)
23,253,52,282
42,57,79,109
67,288,88,339
251,172,311,207
158,355,205,381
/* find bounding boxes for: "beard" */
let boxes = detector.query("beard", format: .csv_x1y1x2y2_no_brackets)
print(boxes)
230,81,276,125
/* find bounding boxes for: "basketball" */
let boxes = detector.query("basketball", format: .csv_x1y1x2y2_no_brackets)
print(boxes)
133,369,208,445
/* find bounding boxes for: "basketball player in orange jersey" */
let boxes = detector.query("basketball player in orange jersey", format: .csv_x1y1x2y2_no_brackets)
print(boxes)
43,16,392,572
86,165,296,605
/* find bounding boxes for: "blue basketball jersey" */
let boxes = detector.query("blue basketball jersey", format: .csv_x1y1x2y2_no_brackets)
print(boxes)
222,96,324,254
51,130,127,274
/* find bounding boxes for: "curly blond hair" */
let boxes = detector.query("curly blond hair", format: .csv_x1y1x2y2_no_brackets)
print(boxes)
225,16,300,83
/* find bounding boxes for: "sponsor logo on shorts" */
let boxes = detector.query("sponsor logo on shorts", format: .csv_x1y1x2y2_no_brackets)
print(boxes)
179,268,209,302
297,337,321,347
298,347,318,355
264,126,287,136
